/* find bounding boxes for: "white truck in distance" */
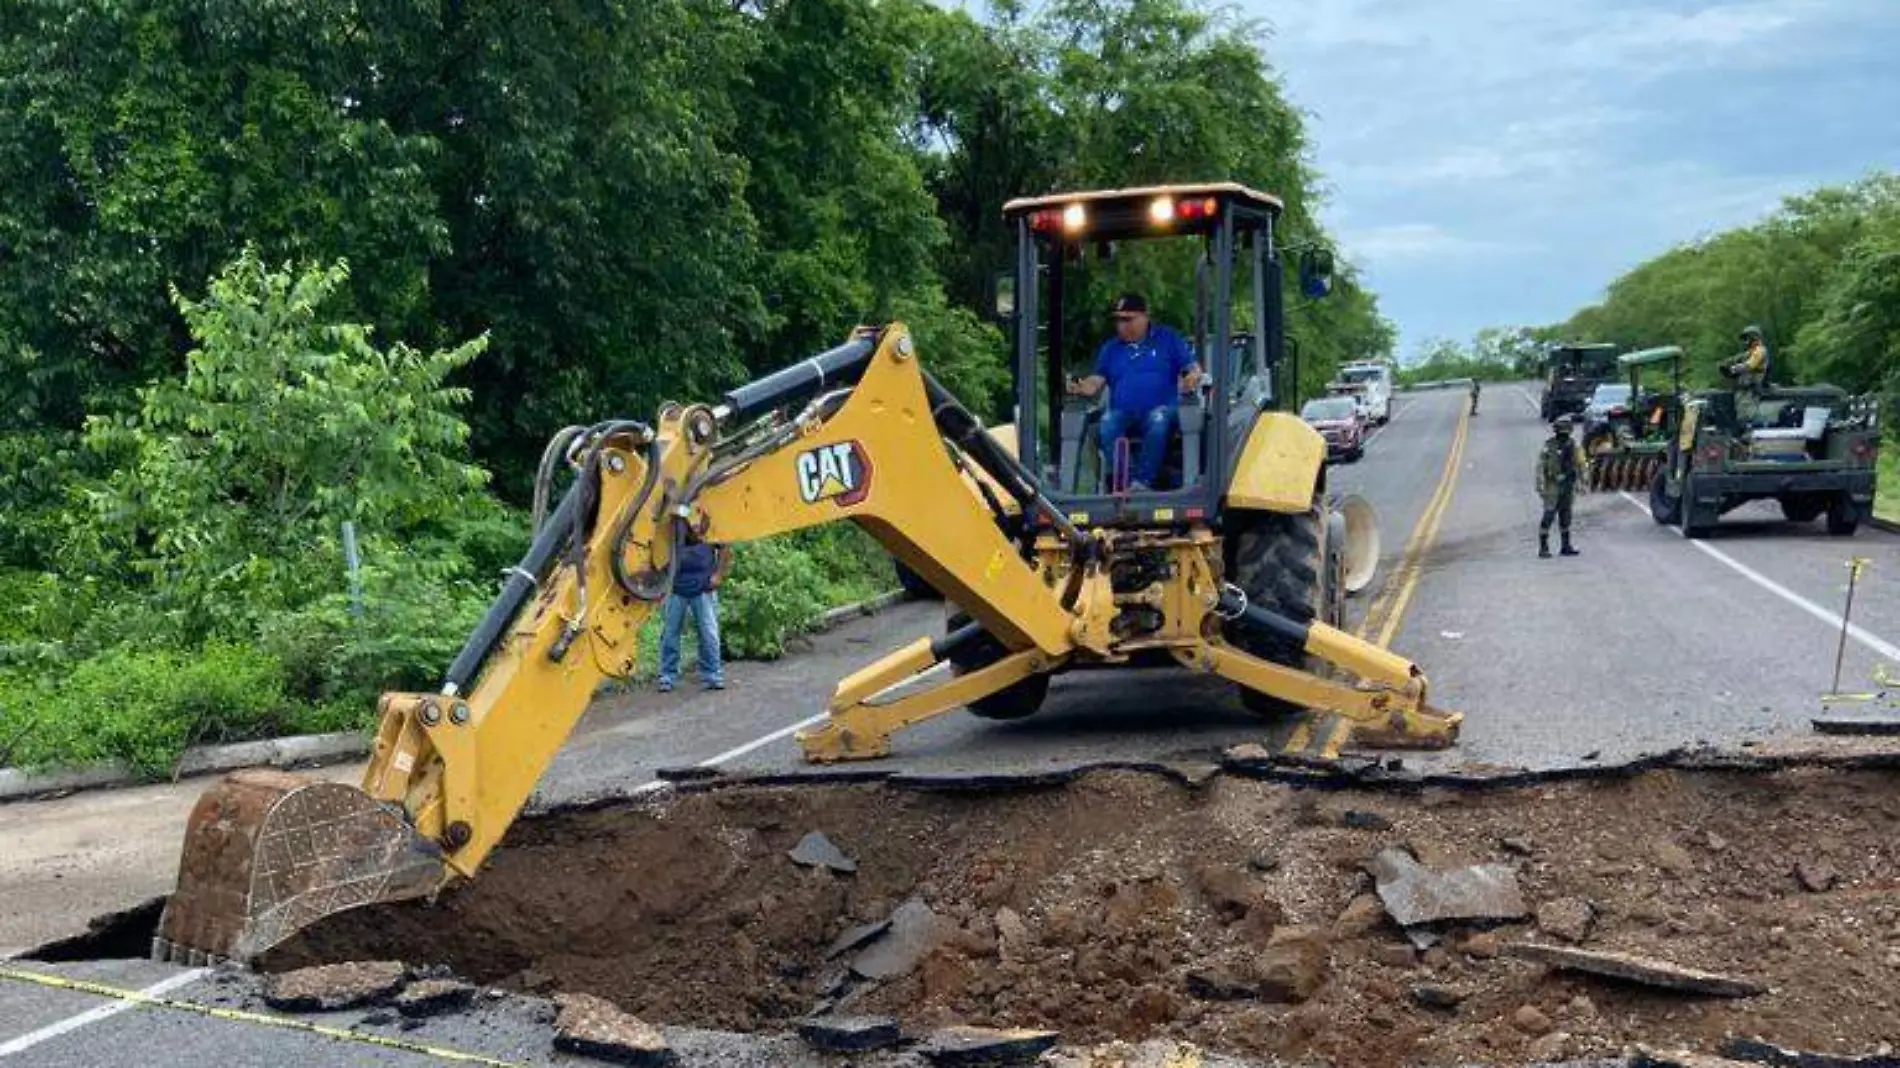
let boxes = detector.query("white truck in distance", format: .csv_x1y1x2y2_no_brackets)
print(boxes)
1328,360,1393,425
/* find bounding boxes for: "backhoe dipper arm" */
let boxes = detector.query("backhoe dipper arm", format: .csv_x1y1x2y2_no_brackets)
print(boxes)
362,325,1079,883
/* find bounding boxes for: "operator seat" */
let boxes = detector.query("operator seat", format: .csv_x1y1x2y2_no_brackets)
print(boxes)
1058,386,1206,494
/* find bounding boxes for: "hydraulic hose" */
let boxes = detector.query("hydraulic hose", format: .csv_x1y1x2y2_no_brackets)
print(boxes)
443,483,584,695
923,372,1082,547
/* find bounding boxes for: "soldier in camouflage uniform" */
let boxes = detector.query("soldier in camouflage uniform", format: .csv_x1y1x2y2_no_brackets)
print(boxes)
1535,415,1586,558
1724,324,1771,415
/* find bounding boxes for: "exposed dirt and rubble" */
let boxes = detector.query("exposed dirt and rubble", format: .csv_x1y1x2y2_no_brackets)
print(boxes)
256,765,1900,1066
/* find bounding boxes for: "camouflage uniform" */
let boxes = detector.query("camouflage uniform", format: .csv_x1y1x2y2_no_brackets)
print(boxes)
1469,379,1481,415
1535,417,1586,557
1727,324,1771,415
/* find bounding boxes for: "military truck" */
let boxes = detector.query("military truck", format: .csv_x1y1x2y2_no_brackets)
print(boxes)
1647,385,1881,537
1583,346,1683,492
1540,342,1620,422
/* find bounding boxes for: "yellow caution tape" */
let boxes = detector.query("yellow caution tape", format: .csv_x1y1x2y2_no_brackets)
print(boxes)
0,967,525,1066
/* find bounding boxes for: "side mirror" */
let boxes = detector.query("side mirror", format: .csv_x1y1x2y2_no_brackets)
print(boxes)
1299,248,1335,299
992,272,1016,322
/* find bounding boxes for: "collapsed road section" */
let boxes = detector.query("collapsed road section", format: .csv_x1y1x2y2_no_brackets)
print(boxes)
154,759,1900,1068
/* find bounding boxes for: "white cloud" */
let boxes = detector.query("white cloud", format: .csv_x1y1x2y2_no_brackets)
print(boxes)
1340,222,1528,264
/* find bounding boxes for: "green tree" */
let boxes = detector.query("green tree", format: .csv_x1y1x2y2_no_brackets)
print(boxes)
75,249,488,640
909,0,1394,404
1794,203,1900,397
418,0,767,493
1550,172,1900,391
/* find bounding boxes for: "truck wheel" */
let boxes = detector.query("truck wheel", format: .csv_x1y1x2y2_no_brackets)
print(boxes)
1648,468,1680,525
1227,507,1323,717
1825,496,1860,537
944,611,1051,720
1679,475,1711,539
1779,495,1825,524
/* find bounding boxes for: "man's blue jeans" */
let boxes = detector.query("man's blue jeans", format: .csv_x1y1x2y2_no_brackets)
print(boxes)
1098,405,1177,489
658,592,724,687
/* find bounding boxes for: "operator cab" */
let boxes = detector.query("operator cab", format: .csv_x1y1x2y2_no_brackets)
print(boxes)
1000,183,1320,527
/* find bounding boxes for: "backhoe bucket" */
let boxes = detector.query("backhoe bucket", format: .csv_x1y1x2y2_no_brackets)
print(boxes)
154,769,443,965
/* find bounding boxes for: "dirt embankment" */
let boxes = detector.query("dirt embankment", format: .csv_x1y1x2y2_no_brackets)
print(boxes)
264,767,1900,1066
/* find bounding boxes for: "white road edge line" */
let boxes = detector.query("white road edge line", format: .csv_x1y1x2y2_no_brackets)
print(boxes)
1514,387,1541,416
627,711,835,797
0,968,209,1057
697,712,832,767
1617,491,1900,662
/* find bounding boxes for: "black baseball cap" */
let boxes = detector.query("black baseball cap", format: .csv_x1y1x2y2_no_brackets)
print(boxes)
1110,292,1148,316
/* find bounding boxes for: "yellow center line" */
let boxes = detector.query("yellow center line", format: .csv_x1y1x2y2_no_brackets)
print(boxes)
0,968,524,1066
1356,400,1472,646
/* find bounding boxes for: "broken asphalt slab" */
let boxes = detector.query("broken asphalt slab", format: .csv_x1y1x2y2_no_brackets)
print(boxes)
1509,943,1768,997
797,1014,903,1053
1721,1037,1900,1068
553,991,679,1067
850,899,950,980
262,961,407,1011
395,978,478,1018
825,917,893,960
789,831,858,874
1368,847,1527,927
920,1025,1061,1066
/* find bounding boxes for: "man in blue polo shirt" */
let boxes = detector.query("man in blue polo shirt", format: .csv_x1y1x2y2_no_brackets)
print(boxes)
1066,292,1201,491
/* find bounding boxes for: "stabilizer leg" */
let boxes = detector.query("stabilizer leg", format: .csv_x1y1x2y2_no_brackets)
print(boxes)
798,646,1060,762
1177,637,1461,760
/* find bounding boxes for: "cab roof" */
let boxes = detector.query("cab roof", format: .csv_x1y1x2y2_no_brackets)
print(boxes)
1003,182,1284,218
1619,346,1683,367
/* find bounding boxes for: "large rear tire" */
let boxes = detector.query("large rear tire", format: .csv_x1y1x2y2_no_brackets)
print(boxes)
1826,495,1860,537
1227,508,1324,716
944,611,1051,720
1648,467,1680,525
1779,495,1825,524
1679,474,1712,538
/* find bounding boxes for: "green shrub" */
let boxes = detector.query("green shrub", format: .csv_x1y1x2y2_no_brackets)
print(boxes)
258,554,492,708
0,643,291,775
717,526,894,660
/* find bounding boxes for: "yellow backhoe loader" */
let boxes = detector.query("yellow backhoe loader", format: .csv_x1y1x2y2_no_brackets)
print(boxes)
155,183,1461,966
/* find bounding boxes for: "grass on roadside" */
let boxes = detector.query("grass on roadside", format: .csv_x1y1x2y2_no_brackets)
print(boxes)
0,525,898,775
1878,445,1898,524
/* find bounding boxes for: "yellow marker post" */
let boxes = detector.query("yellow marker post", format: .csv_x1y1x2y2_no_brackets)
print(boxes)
1829,557,1872,697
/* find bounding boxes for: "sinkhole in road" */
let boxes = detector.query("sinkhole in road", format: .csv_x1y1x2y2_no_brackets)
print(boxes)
60,765,1900,1065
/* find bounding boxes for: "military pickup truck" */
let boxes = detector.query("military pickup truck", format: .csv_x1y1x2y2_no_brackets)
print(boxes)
1540,342,1621,422
1648,385,1881,537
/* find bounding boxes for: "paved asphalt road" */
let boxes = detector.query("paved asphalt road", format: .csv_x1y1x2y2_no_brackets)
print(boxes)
4,384,1896,1065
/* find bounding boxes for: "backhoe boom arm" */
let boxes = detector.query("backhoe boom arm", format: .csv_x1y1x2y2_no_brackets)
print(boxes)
361,326,1076,879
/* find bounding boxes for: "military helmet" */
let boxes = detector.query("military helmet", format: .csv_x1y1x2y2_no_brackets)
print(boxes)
1740,324,1765,342
1552,414,1574,431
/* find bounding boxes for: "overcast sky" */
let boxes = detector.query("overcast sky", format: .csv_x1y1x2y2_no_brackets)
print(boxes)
941,0,1900,360
1254,0,1900,359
